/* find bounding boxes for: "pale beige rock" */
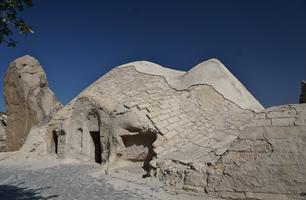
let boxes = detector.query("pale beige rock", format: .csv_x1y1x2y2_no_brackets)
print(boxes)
9,57,306,200
204,104,306,199
120,59,264,112
43,63,254,174
4,55,62,151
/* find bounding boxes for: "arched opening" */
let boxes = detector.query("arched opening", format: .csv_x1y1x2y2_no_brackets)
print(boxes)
52,130,58,154
87,112,102,164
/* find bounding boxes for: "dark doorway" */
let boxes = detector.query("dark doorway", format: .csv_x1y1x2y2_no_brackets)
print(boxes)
52,131,58,154
90,131,102,164
120,133,157,173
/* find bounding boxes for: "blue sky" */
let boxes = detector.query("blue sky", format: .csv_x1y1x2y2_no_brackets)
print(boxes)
0,0,306,111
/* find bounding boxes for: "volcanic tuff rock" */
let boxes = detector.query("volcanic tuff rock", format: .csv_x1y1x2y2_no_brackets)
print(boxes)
0,113,7,152
43,59,263,169
4,55,62,151
300,80,306,103
5,56,306,200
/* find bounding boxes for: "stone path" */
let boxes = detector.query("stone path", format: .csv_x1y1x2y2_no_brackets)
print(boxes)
0,164,161,200
0,162,220,200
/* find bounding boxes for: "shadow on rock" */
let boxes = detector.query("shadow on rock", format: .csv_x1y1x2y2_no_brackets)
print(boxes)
0,184,58,200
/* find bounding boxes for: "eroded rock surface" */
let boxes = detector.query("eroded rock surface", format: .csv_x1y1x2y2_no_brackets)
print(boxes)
201,104,306,199
0,113,7,152
4,55,62,151
300,80,306,103
44,61,258,173
14,58,306,200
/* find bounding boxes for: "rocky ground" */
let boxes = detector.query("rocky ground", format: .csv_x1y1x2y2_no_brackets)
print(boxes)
0,154,218,200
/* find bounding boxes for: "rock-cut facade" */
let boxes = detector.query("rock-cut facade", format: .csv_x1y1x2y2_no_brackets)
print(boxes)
3,55,306,200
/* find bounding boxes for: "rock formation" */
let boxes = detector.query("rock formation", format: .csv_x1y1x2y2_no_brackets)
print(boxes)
203,104,306,199
6,56,306,200
4,55,62,151
45,59,263,170
300,80,306,103
0,113,7,152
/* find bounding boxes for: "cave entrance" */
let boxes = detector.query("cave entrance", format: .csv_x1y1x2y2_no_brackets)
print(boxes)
52,130,58,154
121,133,157,173
90,131,102,164
87,112,102,164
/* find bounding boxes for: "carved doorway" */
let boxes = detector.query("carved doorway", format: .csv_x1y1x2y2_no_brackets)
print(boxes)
52,130,58,154
87,112,102,164
90,131,102,164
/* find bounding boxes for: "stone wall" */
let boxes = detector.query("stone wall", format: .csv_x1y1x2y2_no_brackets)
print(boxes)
154,104,306,199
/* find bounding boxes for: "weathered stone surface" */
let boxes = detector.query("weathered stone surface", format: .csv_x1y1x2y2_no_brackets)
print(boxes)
12,57,306,200
204,105,306,199
128,59,264,112
44,62,255,174
0,113,7,152
300,80,306,103
4,55,62,151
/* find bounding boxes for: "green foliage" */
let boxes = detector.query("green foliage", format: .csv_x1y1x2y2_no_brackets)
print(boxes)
0,0,33,47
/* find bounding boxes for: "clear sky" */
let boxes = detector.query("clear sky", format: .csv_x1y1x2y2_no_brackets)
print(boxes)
0,0,306,111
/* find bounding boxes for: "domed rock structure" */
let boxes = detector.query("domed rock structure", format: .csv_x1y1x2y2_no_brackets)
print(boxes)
4,55,62,151
8,56,306,200
45,59,262,170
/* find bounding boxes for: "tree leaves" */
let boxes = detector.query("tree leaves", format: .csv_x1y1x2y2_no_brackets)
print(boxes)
0,0,33,47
